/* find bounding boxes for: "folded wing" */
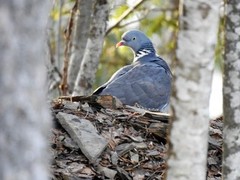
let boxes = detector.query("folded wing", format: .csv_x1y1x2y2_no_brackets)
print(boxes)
94,61,171,111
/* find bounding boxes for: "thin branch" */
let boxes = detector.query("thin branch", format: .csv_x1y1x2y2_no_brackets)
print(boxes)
117,11,149,29
150,7,177,12
60,1,78,95
47,38,62,78
56,0,63,68
105,0,145,35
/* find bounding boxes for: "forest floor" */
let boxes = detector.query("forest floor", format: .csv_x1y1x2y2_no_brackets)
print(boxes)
50,95,222,180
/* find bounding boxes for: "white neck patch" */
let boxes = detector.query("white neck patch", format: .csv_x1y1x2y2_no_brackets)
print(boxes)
134,49,153,62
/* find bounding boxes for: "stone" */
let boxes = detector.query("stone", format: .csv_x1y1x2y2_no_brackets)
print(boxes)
56,112,108,162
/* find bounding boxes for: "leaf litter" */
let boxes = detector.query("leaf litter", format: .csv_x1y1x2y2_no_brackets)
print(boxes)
50,95,222,180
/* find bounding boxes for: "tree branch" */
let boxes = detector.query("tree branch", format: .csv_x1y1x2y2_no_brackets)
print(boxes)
56,0,63,68
117,11,149,29
60,1,78,95
105,0,145,35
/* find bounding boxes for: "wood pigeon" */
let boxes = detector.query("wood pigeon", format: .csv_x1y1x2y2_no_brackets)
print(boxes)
93,30,172,112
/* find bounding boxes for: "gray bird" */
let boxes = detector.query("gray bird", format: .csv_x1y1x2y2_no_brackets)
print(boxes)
93,30,172,112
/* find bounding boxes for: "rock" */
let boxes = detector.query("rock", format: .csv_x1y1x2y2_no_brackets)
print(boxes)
130,151,139,164
63,101,79,110
110,151,118,165
56,112,108,162
97,165,117,179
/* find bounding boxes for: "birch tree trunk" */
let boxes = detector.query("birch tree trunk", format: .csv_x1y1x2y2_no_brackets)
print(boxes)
73,0,109,96
167,0,220,179
0,1,51,180
67,0,94,94
223,0,240,179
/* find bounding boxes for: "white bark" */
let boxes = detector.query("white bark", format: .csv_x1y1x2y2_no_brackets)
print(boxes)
67,0,94,93
167,0,220,179
0,1,51,180
73,0,109,96
223,0,240,179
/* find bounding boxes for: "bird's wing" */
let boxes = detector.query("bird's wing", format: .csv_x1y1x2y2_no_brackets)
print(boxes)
93,64,133,95
98,62,171,110
154,57,172,76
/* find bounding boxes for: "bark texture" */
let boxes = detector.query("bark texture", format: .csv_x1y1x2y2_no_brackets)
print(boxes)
67,0,94,93
223,1,240,179
0,1,51,180
167,0,220,179
73,0,109,96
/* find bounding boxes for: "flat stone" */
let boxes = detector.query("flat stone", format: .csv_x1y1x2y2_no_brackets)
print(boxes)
56,112,108,162
97,165,117,179
63,101,79,110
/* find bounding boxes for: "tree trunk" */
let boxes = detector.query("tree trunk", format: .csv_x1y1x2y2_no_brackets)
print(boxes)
0,1,51,180
67,0,94,94
223,0,240,179
166,0,220,179
73,0,109,96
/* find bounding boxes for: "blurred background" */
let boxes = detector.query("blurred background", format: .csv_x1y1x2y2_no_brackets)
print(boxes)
47,0,224,118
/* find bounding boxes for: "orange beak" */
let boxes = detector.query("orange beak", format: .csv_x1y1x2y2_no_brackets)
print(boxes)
116,41,125,48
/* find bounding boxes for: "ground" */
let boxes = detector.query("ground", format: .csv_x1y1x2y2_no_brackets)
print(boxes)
50,95,222,180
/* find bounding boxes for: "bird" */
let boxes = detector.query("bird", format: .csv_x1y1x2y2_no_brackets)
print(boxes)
93,30,172,112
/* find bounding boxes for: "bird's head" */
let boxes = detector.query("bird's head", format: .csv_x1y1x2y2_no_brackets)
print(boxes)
116,30,154,53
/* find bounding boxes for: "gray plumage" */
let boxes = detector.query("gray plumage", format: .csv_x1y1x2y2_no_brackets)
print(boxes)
93,30,172,112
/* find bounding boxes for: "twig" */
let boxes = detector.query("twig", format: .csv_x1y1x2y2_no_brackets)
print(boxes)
118,11,149,29
60,1,78,95
47,28,62,93
105,0,145,35
117,6,177,29
149,7,177,12
56,0,63,68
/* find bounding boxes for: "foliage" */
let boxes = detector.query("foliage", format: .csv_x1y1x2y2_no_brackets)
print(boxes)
95,0,179,88
48,0,224,92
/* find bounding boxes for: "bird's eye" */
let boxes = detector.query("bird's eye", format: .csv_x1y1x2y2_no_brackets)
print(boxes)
132,37,136,40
